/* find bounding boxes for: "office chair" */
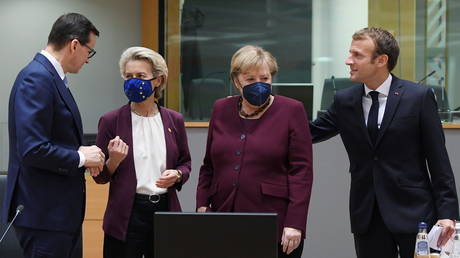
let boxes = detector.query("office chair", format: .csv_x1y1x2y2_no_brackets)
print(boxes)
0,173,23,257
426,85,450,111
189,77,228,120
320,77,361,111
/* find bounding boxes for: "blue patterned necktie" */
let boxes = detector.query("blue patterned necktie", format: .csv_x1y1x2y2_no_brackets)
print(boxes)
367,91,379,144
63,76,68,88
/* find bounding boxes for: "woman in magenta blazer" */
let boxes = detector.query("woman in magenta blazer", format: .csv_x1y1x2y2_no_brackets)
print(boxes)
196,45,313,258
93,47,191,258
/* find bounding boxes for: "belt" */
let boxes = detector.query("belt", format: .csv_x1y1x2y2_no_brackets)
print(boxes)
135,193,167,204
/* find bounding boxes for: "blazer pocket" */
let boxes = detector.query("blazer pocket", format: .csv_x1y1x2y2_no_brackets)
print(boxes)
397,177,430,189
394,115,417,121
260,182,289,200
391,115,417,126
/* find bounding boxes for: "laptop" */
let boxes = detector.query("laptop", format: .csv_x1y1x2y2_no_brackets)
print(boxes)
154,212,278,258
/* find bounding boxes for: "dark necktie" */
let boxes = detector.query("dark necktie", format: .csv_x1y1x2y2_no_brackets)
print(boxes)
367,91,379,144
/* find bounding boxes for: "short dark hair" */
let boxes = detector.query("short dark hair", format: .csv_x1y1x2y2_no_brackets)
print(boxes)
352,27,399,71
47,13,99,50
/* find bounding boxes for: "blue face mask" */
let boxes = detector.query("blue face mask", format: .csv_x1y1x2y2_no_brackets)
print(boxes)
242,82,272,106
123,78,156,103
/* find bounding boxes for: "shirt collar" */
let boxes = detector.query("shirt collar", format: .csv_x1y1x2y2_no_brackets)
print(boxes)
40,49,66,81
364,74,392,97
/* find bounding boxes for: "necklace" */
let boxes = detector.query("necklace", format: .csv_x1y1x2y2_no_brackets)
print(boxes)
238,96,271,118
131,103,158,117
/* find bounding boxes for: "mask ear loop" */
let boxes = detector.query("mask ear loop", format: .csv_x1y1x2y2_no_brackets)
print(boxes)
231,77,243,95
151,76,161,102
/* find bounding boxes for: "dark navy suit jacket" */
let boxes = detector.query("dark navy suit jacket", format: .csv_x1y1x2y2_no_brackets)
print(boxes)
2,53,86,233
93,104,191,241
310,75,459,234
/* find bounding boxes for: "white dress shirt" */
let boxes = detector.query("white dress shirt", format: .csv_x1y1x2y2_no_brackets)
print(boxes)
132,112,167,195
362,74,392,128
40,50,85,167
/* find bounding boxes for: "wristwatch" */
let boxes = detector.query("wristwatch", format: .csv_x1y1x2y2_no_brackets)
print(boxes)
175,169,183,182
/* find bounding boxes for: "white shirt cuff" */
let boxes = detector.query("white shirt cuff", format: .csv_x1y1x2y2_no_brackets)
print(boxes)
78,151,86,168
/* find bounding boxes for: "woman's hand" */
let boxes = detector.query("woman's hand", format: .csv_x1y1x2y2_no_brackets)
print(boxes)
197,206,208,212
156,170,181,188
436,219,455,247
105,136,129,174
281,227,302,255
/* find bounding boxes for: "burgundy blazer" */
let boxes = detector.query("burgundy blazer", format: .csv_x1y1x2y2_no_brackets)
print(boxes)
93,103,191,241
196,95,313,240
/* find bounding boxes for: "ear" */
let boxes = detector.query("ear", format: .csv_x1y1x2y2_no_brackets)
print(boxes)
152,76,163,87
232,77,242,89
377,54,389,68
69,39,79,54
232,78,243,94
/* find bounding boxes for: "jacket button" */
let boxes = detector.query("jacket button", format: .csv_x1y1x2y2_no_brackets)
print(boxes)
240,134,246,140
232,181,238,187
234,165,240,170
235,150,241,156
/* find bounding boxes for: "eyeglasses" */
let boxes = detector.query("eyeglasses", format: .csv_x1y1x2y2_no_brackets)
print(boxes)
84,45,96,58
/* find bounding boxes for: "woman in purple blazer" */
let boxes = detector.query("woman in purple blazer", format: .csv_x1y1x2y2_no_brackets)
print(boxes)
196,45,313,258
93,47,191,258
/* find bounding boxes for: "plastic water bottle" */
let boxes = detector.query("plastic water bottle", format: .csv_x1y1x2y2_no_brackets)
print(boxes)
415,222,429,258
451,222,460,258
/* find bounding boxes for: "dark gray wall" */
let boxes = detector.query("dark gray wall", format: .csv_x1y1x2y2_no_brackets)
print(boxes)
180,128,460,258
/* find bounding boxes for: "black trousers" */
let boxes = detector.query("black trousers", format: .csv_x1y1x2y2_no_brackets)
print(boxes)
14,226,81,258
278,240,304,258
104,194,168,258
353,205,416,258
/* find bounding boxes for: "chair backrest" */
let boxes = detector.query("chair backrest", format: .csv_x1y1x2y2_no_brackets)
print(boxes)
0,173,23,257
321,77,361,110
426,85,450,111
272,84,313,119
189,78,228,120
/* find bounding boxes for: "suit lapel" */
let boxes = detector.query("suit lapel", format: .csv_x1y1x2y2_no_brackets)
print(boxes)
34,53,84,144
54,77,84,144
375,76,404,147
350,84,373,147
63,84,84,142
118,104,135,172
159,106,174,169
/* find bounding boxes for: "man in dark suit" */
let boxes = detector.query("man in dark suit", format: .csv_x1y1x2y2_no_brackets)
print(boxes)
2,13,105,257
310,27,459,258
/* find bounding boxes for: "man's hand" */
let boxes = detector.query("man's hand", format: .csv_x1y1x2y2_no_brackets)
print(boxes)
79,145,104,171
281,227,302,255
88,167,100,177
436,219,455,247
155,170,181,188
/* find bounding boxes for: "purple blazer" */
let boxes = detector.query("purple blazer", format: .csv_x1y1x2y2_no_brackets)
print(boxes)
196,95,313,240
93,103,191,241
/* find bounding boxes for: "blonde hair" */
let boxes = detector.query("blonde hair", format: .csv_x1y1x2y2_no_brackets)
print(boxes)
119,46,168,100
230,45,278,85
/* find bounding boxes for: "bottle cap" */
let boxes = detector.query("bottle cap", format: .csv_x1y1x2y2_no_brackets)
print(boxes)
418,222,427,229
